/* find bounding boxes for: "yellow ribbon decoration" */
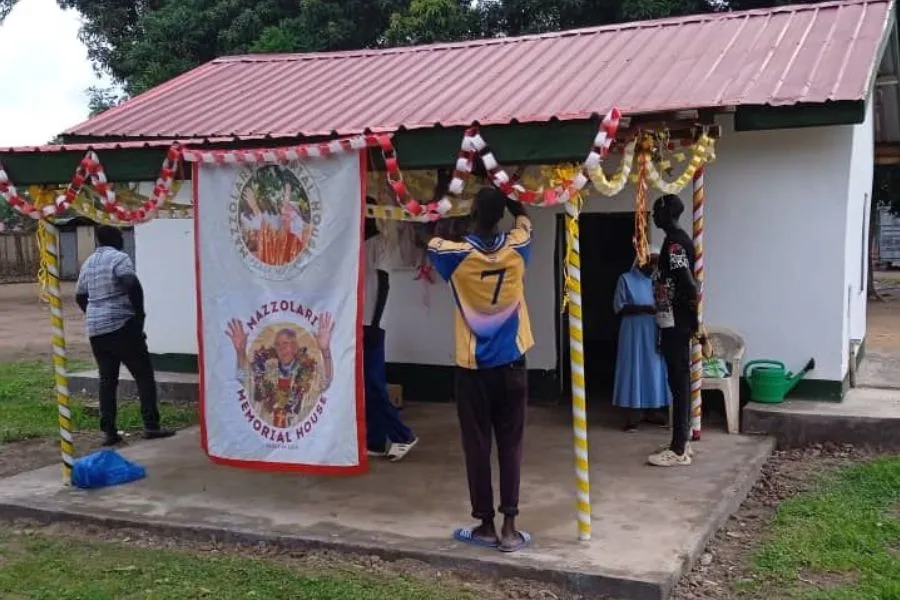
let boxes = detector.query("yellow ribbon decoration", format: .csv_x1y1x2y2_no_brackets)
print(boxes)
549,164,585,313
28,187,56,304
645,135,716,194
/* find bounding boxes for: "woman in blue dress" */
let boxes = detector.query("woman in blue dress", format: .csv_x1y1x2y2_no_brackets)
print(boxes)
613,247,671,432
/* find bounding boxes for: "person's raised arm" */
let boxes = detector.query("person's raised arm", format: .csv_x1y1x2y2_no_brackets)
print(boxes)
505,197,528,219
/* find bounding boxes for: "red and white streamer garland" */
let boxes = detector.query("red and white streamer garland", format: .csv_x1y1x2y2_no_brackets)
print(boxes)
0,146,183,223
55,146,183,223
182,136,376,164
466,108,622,206
376,134,473,222
0,164,57,219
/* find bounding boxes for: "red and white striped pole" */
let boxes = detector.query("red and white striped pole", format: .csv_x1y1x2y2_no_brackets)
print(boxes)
690,166,705,441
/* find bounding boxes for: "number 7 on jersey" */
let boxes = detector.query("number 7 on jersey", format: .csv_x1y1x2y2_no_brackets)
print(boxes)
480,268,507,305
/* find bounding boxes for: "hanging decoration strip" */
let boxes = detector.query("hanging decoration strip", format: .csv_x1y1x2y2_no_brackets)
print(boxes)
690,167,706,441
645,134,716,195
365,199,471,221
58,146,183,222
376,134,472,222
0,164,60,219
0,146,184,225
633,138,652,267
183,136,375,164
590,139,636,197
26,183,192,226
467,108,622,207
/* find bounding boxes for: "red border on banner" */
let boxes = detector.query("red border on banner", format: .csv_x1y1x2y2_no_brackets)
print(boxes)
193,150,369,475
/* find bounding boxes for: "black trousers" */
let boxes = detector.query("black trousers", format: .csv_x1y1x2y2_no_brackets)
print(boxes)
660,329,692,455
89,318,160,435
454,358,527,521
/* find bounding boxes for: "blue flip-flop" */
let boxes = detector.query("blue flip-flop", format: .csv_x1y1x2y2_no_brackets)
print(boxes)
453,527,499,548
498,530,532,553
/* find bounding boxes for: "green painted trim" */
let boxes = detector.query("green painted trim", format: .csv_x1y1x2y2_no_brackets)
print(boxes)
734,101,866,132
0,148,174,186
147,355,562,403
386,362,560,404
392,120,597,168
4,99,875,185
150,353,198,374
3,120,600,185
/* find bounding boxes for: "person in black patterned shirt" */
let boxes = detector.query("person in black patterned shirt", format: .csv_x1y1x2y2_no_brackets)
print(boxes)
647,194,699,467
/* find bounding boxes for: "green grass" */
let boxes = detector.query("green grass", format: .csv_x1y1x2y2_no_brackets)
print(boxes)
746,457,900,600
0,360,197,443
0,529,474,600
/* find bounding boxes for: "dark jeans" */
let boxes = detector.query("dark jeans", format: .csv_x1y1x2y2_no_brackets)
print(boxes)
363,325,414,451
455,358,527,521
660,329,692,455
89,318,160,436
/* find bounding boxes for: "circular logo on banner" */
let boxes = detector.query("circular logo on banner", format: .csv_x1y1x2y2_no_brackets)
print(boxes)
226,307,334,439
229,164,322,280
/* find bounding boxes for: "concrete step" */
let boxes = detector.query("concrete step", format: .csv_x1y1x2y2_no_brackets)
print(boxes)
742,387,900,449
69,370,198,404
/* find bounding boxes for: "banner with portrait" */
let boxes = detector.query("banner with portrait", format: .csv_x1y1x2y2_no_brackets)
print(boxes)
192,148,366,474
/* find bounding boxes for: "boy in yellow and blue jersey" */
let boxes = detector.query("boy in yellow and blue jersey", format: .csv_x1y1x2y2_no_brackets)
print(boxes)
428,186,533,553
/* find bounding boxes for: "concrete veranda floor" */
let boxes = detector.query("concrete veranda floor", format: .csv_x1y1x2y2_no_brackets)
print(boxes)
0,404,773,600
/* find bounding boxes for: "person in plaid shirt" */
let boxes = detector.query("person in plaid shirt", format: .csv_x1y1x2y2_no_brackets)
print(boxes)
76,226,175,446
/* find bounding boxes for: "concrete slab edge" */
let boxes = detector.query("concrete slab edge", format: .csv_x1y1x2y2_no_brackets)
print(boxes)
743,410,900,450
0,501,669,600
659,436,777,598
68,374,198,405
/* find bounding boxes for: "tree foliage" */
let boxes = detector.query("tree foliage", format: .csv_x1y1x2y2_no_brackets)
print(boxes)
0,0,13,23
24,0,816,100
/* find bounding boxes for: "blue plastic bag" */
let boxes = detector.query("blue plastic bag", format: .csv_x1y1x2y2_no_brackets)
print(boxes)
72,449,147,489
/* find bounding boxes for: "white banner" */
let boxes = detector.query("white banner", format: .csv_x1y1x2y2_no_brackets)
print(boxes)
194,150,366,474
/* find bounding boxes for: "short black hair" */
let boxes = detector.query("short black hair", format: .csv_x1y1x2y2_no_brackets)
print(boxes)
472,186,506,230
656,194,684,220
95,225,124,250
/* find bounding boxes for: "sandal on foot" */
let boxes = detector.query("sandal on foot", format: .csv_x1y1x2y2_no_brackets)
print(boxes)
453,527,499,548
498,530,532,553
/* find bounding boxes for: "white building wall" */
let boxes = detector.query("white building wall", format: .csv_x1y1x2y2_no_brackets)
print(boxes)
138,115,862,384
844,102,874,366
136,182,198,356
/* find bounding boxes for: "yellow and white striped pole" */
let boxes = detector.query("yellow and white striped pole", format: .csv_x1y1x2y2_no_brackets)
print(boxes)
39,219,75,484
690,167,705,441
565,196,591,541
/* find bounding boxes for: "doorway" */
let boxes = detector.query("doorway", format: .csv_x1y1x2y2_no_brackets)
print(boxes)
556,212,636,400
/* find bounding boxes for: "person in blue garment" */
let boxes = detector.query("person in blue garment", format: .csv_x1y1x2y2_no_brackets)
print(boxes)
612,245,671,432
363,197,418,462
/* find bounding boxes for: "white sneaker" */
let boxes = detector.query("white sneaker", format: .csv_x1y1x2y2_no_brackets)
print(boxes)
387,437,418,462
656,442,694,458
367,449,388,458
648,449,692,467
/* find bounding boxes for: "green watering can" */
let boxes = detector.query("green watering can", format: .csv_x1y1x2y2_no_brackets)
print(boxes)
743,358,816,404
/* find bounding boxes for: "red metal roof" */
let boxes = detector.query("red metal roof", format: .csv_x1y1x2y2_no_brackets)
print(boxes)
65,0,894,140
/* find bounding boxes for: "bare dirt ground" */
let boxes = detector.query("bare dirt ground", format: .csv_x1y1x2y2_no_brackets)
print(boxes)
868,272,900,352
671,444,876,600
0,281,91,362
0,282,105,479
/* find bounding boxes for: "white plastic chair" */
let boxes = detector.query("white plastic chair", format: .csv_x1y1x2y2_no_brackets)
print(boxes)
667,327,746,434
